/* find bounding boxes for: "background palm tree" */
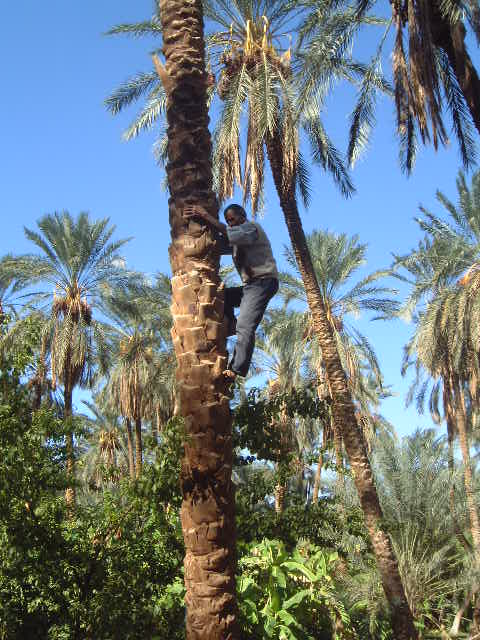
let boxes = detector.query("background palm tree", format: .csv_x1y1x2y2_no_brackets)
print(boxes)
0,211,130,507
280,230,397,492
101,284,173,478
394,170,480,624
255,308,311,513
78,401,129,492
342,429,467,636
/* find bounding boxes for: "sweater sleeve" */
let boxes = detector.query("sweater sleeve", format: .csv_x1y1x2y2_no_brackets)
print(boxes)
226,222,258,246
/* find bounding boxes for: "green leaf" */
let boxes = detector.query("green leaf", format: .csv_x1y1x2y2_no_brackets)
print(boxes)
282,560,318,583
277,609,297,626
271,565,287,589
283,589,312,610
239,575,256,594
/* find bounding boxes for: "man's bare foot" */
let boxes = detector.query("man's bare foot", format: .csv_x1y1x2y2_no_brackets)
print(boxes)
223,369,237,382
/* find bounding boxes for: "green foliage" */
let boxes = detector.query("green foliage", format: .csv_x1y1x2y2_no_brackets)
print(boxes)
234,385,329,463
0,334,185,639
238,539,354,639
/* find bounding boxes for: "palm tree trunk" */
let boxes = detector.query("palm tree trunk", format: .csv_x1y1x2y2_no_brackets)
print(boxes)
158,2,238,637
64,383,75,509
312,450,323,504
443,382,471,552
125,418,136,480
332,421,344,482
134,417,143,478
265,131,417,640
452,375,480,557
32,380,43,412
431,9,480,135
274,483,286,513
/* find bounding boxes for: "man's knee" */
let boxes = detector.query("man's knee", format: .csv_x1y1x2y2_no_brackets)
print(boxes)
235,318,255,340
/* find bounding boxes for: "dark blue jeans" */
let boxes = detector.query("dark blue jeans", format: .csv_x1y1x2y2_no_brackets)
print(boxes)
225,277,279,377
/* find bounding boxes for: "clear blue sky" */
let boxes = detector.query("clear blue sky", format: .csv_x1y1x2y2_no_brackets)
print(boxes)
2,1,478,437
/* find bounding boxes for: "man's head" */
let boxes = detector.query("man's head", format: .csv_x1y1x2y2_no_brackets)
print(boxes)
224,204,247,227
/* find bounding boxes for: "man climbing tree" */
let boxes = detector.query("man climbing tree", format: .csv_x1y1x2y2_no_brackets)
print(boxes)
184,203,278,381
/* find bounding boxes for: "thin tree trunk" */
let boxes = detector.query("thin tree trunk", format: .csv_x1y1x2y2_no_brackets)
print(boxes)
134,417,143,478
452,375,480,557
313,375,329,503
157,2,238,637
265,130,417,640
332,421,344,480
443,382,472,553
126,418,136,480
64,383,75,509
431,9,480,135
312,450,323,504
32,381,43,412
274,483,286,514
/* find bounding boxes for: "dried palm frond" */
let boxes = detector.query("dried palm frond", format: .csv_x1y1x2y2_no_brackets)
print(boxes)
390,0,479,172
242,105,265,216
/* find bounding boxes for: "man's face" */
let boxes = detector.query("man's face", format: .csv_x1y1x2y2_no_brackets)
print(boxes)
224,209,245,227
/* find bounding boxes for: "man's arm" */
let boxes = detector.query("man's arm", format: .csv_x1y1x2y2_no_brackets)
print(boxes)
184,204,227,234
225,222,258,246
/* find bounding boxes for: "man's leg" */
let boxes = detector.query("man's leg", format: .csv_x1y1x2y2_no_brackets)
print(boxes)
224,286,243,336
229,277,278,377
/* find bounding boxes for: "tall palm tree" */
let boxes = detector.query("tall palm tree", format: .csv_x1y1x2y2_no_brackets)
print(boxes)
0,211,129,508
109,2,239,636
101,287,172,479
403,292,480,556
281,229,398,476
394,172,480,616
106,2,414,635
255,308,311,513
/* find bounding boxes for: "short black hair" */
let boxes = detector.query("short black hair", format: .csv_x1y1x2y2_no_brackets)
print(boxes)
223,204,247,219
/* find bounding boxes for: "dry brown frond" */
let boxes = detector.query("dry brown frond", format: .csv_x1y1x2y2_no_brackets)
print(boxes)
52,282,92,325
242,109,264,217
392,0,450,149
218,132,242,203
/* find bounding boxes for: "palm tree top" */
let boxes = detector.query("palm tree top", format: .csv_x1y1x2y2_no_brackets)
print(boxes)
1,211,131,314
106,0,386,212
394,170,480,316
281,229,398,321
204,0,298,69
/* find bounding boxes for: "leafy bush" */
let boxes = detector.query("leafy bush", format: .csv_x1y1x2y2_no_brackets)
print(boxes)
238,539,354,640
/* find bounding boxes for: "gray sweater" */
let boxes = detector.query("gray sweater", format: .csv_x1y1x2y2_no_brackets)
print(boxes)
226,221,278,284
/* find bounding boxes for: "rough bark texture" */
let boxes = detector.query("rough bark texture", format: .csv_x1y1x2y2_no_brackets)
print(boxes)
135,417,143,478
431,8,480,135
332,421,344,484
125,418,136,480
452,376,480,556
265,131,417,640
158,2,238,638
274,483,286,513
64,383,75,509
312,450,323,504
443,383,472,553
